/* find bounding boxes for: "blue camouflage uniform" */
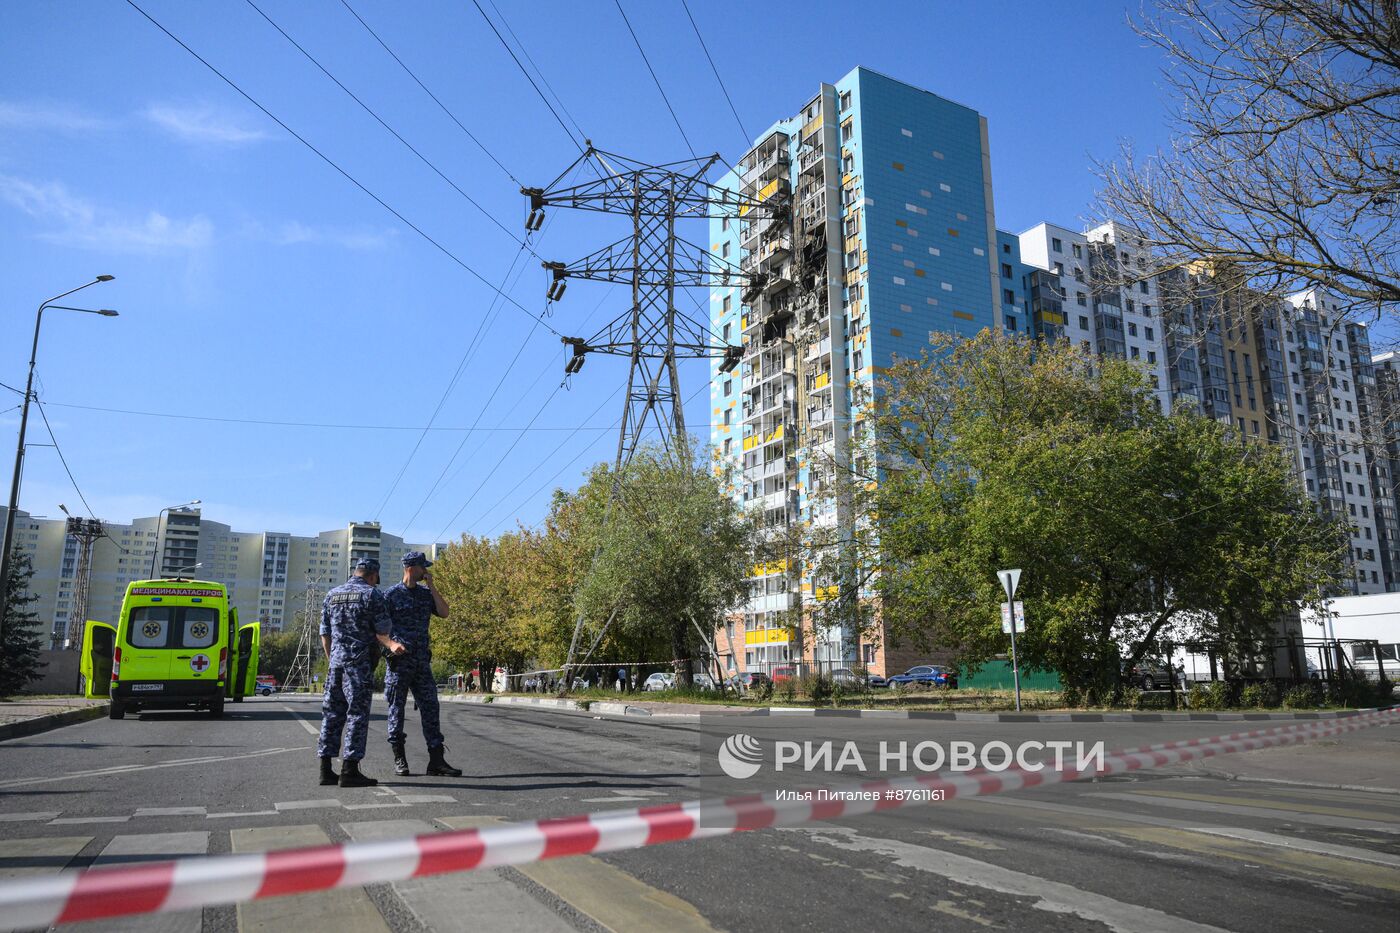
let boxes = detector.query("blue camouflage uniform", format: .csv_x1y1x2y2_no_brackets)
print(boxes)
384,552,445,750
317,560,392,762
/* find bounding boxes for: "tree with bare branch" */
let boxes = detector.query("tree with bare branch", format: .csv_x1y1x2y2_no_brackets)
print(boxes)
1096,0,1399,328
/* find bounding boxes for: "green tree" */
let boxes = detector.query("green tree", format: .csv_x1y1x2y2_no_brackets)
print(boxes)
561,443,757,687
870,331,1346,699
0,549,46,697
257,628,302,686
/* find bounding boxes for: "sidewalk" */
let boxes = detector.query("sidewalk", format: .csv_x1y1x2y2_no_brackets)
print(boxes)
1186,728,1400,793
0,697,108,741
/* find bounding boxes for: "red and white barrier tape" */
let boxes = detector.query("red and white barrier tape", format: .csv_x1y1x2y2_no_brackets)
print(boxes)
1,708,1394,929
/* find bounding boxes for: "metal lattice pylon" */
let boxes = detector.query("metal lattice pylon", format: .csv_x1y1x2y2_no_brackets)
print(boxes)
284,572,319,693
523,146,786,685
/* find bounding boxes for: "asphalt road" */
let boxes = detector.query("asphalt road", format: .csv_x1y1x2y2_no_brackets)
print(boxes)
0,695,1396,932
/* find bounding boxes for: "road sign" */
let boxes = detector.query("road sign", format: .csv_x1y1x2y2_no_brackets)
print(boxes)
1000,601,1026,634
997,568,1022,601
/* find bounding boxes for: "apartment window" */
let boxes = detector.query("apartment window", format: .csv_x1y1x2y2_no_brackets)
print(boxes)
1127,299,1135,313
1143,304,1153,317
1145,326,1154,341
723,380,732,397
1139,281,1149,294
853,349,864,370
1147,350,1157,364
1130,346,1140,359
1077,293,1087,306
1004,289,1017,305
723,409,732,425
1079,315,1089,330
1052,237,1063,253
1072,243,1082,258
1128,322,1138,337
723,438,731,455
1003,243,1011,254
1006,316,1017,331
1054,262,1064,275
839,90,851,111
1001,263,1013,278
721,242,730,259
722,323,731,340
840,120,853,142
722,295,732,314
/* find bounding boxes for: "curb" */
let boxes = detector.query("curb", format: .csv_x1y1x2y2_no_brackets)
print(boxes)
0,704,108,742
447,695,1394,724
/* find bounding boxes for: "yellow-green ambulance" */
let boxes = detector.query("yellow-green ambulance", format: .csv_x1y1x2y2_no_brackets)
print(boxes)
80,579,260,719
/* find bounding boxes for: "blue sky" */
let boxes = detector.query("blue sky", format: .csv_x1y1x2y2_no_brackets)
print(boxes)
0,0,1172,544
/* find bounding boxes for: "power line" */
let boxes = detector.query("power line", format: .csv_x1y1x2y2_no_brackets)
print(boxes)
375,229,540,521
399,277,619,531
469,0,584,151
612,0,696,158
337,0,521,186
678,0,749,145
0,381,22,396
123,0,562,338
33,398,98,522
243,0,532,255
39,401,612,433
484,0,588,143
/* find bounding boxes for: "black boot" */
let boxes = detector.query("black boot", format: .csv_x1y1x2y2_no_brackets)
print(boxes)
319,756,339,786
391,741,410,777
425,745,462,777
339,759,379,788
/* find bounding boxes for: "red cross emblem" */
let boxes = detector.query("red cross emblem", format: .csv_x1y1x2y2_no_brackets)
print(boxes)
190,654,210,673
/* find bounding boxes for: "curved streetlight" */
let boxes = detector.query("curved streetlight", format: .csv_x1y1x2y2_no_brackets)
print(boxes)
151,500,202,578
0,276,116,630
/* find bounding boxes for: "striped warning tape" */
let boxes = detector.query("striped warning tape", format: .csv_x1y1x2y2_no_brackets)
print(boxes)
1,707,1394,929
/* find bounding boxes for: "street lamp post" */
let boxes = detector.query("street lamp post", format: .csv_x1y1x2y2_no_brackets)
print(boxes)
150,500,201,579
0,277,116,633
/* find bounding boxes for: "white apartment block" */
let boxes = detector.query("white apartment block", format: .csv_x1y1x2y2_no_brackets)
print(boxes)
1,506,443,645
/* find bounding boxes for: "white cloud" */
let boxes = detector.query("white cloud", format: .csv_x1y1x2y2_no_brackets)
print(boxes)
0,175,213,252
143,103,269,145
0,101,109,133
269,221,395,251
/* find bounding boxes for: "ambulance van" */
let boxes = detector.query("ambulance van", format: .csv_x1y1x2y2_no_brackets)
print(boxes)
79,579,261,719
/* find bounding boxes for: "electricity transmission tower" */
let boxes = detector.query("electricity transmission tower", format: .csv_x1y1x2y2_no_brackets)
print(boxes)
284,571,320,693
522,146,786,683
62,515,104,651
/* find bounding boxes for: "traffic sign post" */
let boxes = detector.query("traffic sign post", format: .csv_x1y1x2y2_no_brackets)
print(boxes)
997,569,1023,712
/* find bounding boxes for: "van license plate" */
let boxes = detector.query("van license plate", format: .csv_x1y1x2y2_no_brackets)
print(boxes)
131,684,163,692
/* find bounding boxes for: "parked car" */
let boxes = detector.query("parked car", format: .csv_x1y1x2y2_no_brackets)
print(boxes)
886,665,958,689
643,672,676,692
829,667,862,686
1123,659,1174,690
255,676,278,697
692,673,718,691
725,671,771,693
770,665,796,684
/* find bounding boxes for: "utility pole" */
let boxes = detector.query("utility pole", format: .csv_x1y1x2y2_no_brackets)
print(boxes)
62,515,105,652
523,146,784,687
285,571,319,693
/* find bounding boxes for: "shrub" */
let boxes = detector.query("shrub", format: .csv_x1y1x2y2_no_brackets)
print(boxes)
1283,682,1322,709
1239,682,1280,709
776,677,797,703
1186,684,1211,709
1202,680,1236,709
800,674,833,704
1118,686,1143,709
1059,685,1082,708
755,680,774,703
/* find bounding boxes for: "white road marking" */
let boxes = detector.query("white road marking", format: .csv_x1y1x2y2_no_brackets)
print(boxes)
281,704,321,736
1085,791,1400,834
393,794,456,805
974,796,1400,867
344,802,411,810
48,816,131,825
207,810,279,819
0,747,297,791
790,825,1231,933
134,807,207,818
274,799,344,811
0,812,58,823
582,796,650,802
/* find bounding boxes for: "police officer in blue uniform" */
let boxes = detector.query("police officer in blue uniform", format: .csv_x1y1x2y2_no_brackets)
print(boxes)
318,557,405,788
384,551,462,777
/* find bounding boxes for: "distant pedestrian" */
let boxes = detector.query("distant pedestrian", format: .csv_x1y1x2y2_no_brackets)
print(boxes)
318,558,405,788
617,666,628,692
384,551,462,778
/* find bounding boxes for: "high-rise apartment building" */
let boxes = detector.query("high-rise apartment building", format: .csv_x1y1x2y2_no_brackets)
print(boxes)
710,67,1001,675
0,506,442,645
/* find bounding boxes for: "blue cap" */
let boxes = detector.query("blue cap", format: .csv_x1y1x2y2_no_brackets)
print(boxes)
402,551,433,568
354,557,380,572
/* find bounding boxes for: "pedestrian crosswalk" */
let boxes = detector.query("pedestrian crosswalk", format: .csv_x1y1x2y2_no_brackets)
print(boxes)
1,780,1398,931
